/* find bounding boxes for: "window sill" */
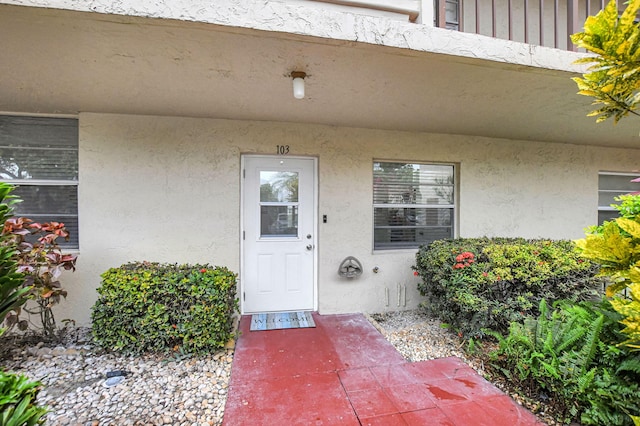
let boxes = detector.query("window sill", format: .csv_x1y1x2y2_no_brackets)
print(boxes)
372,248,420,255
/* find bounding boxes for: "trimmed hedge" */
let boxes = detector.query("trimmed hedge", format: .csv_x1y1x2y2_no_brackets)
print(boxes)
92,262,238,355
414,238,601,338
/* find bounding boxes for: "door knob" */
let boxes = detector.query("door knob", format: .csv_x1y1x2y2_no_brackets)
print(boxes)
306,244,313,251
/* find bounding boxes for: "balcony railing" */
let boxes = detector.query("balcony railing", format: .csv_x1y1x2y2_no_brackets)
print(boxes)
434,0,610,51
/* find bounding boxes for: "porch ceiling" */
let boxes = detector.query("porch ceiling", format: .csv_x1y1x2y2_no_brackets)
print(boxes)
1,5,639,149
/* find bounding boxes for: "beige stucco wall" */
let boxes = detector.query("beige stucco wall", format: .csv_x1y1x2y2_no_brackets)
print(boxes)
0,0,586,72
57,113,640,325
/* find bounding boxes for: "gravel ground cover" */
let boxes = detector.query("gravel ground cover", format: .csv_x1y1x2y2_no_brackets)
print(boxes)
1,328,233,426
2,310,559,426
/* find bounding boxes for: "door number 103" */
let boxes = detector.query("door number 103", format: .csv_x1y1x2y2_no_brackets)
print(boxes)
276,145,290,155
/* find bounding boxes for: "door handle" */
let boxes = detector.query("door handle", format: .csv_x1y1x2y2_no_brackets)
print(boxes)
306,244,313,251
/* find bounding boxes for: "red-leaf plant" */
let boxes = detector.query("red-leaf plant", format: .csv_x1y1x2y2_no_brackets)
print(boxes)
3,217,77,337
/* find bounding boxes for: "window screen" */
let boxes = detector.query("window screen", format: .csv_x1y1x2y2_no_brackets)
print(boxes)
374,162,455,250
0,115,79,249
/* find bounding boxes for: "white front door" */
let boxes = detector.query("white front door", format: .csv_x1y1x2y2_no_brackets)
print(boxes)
242,156,316,313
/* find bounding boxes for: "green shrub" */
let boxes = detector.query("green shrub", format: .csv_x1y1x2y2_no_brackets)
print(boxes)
0,182,29,335
1,183,48,426
611,194,640,220
414,238,601,337
4,218,77,337
92,262,238,355
488,298,640,425
0,370,48,426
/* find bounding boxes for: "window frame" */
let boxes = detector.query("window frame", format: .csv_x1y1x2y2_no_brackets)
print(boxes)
372,160,457,251
0,114,79,250
597,171,640,225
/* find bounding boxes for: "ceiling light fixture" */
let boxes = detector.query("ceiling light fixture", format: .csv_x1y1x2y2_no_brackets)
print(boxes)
291,71,306,99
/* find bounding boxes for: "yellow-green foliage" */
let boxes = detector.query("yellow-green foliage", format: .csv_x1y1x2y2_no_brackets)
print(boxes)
576,218,640,297
610,282,640,350
576,196,640,352
571,0,640,123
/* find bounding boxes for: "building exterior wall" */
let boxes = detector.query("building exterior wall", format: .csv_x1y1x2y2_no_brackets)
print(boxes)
0,0,586,72
54,112,639,325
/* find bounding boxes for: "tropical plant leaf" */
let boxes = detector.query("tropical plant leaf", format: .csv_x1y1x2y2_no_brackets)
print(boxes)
617,218,640,239
572,0,640,122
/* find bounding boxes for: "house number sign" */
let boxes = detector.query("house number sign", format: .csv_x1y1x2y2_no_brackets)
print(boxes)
276,145,290,155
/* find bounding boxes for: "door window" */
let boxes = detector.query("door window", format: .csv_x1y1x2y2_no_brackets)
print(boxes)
259,171,299,237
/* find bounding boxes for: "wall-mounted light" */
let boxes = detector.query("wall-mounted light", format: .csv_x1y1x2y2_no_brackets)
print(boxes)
291,71,306,99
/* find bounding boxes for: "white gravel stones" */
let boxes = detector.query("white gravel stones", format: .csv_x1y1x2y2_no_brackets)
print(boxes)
1,328,233,426
366,310,487,375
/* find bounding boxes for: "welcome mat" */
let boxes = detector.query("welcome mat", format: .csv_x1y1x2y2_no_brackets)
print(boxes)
250,311,316,331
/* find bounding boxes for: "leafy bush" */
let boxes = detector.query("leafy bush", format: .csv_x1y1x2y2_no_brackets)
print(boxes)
0,183,29,335
414,238,601,337
576,194,640,351
3,217,77,336
610,283,640,352
0,370,48,426
0,183,48,426
488,298,640,425
92,262,238,355
612,194,640,220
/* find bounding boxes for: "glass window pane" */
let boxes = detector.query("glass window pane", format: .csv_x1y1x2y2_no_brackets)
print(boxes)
598,210,619,225
0,147,78,180
0,116,78,148
260,171,298,202
598,190,632,207
374,226,453,250
445,0,459,24
375,207,453,228
12,185,78,216
374,163,454,205
261,206,298,237
14,214,79,250
373,161,455,250
0,116,79,250
599,174,640,192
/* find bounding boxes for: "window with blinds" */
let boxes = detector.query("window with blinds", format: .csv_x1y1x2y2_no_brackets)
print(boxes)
373,162,455,250
0,115,79,249
598,172,640,225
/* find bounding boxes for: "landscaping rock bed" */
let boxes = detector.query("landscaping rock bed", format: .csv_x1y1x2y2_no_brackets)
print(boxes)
0,328,233,426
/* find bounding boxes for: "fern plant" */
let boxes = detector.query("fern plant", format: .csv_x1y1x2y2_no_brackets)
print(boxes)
489,298,640,425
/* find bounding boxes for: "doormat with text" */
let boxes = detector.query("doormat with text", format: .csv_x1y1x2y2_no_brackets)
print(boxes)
250,311,316,331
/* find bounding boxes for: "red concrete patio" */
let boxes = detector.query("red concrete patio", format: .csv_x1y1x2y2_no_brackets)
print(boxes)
222,313,544,426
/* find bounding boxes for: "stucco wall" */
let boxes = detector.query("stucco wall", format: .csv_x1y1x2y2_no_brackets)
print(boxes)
0,0,587,72
58,113,639,325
